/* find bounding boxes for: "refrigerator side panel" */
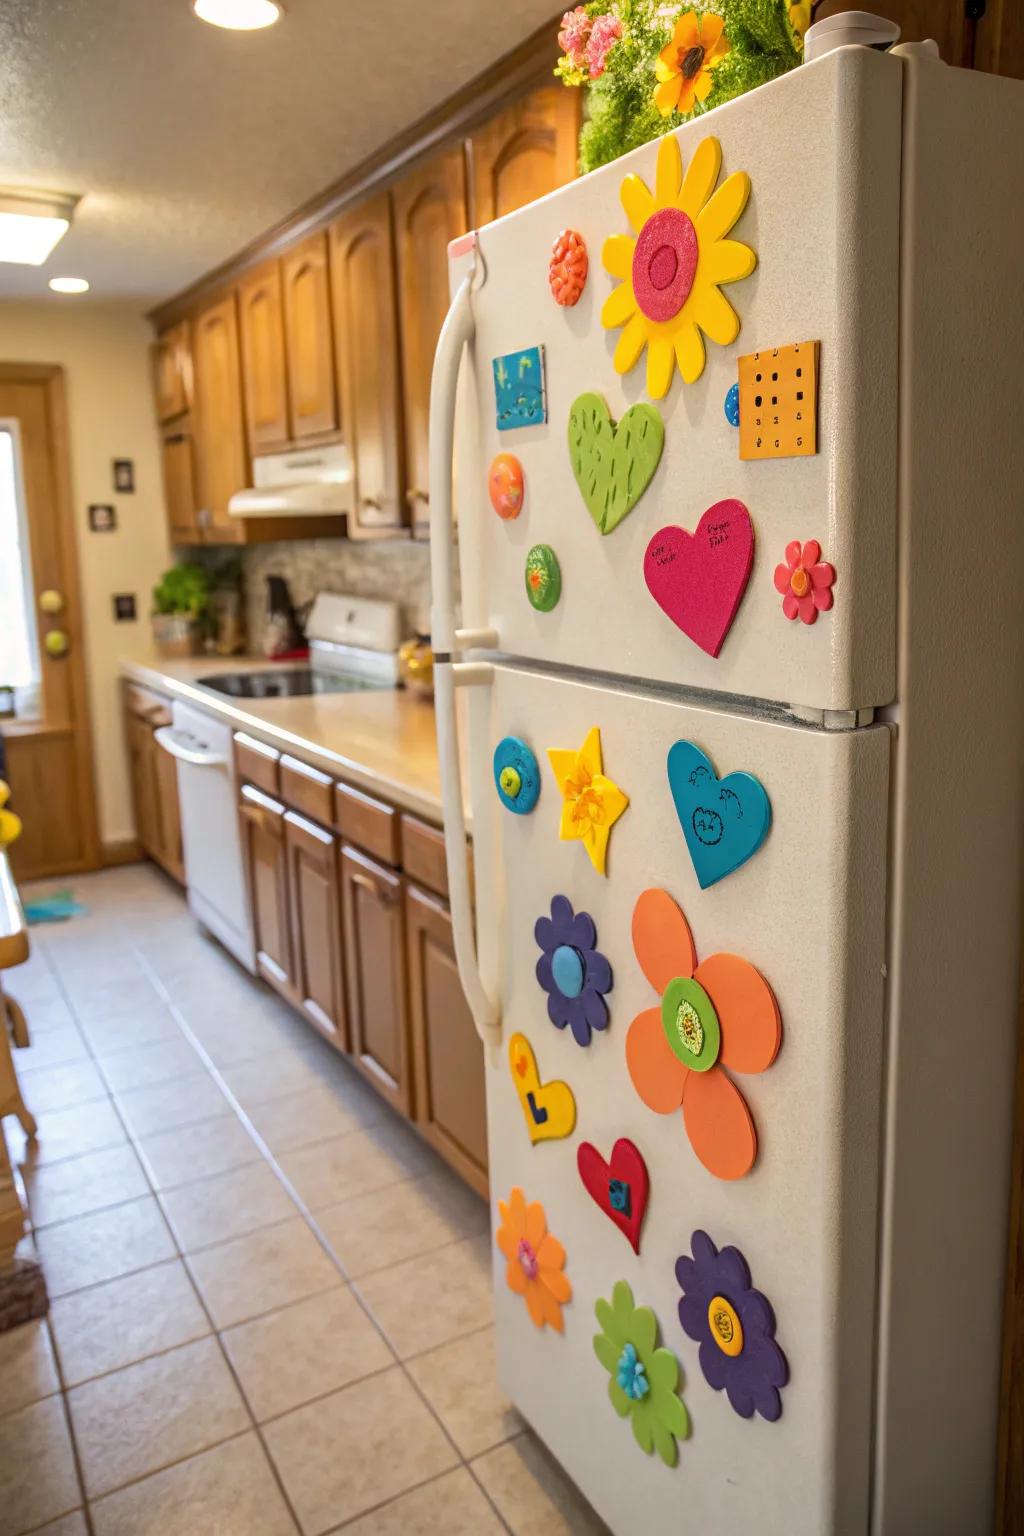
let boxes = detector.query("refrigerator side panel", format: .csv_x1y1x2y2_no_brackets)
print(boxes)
456,48,899,714
873,60,1024,1536
468,664,890,1536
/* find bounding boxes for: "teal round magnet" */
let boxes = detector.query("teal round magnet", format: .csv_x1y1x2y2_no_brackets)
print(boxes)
493,736,541,814
525,544,561,611
724,382,740,427
551,944,585,998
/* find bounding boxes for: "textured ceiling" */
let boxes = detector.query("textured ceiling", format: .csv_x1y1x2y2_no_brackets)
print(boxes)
0,0,559,306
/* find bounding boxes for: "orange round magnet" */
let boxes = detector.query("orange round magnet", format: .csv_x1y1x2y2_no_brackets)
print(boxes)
549,229,588,307
488,452,525,520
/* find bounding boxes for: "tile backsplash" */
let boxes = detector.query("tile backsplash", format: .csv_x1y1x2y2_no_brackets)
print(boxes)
241,538,436,646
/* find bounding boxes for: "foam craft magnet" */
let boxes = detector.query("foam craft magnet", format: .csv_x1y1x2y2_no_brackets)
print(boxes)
577,1139,650,1254
593,1281,690,1465
547,726,628,877
644,499,754,658
724,382,740,426
493,346,547,431
549,229,588,307
493,736,541,814
567,393,665,536
488,453,525,520
738,341,819,460
525,544,561,612
535,894,612,1047
773,539,835,624
666,740,771,888
496,1187,572,1332
676,1230,788,1420
508,1032,576,1144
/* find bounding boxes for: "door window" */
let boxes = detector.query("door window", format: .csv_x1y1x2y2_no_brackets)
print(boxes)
0,424,40,711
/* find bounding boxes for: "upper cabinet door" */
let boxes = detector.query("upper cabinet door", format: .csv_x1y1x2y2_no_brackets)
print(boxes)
392,146,468,535
238,260,290,455
281,231,338,442
329,193,405,538
471,84,580,226
152,322,193,423
191,292,249,533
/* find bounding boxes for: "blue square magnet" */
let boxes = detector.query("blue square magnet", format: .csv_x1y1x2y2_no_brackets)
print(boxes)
493,346,546,431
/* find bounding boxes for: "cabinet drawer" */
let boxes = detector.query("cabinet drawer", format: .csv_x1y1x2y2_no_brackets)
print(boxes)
234,731,281,795
399,815,474,899
334,781,400,865
280,754,334,825
125,683,172,727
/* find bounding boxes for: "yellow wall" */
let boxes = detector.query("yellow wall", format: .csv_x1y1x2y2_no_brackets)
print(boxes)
0,301,168,848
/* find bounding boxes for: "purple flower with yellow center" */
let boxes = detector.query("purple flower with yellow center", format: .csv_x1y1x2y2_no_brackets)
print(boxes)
534,894,612,1048
675,1229,788,1421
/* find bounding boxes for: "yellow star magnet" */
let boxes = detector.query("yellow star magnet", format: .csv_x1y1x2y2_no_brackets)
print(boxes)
547,727,628,876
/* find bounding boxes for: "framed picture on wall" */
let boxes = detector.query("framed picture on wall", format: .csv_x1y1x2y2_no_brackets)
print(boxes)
112,458,134,493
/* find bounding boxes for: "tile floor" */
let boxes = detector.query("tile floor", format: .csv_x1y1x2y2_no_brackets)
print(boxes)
0,864,609,1536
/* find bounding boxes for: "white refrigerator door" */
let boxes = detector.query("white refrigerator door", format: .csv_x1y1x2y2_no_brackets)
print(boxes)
468,663,890,1536
455,47,900,715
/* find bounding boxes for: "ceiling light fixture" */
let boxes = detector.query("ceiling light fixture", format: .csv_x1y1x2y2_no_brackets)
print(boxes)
49,277,90,294
0,188,79,266
192,0,282,30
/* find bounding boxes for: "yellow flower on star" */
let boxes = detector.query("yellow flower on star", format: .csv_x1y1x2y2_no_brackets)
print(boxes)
547,727,628,877
601,133,756,397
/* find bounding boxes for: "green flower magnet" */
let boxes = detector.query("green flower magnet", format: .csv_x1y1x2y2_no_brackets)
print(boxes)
593,1279,690,1466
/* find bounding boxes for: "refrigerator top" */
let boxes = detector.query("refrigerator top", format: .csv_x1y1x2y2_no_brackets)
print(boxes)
453,47,902,717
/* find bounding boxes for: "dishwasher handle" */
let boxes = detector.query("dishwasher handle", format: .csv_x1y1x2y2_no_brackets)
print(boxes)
154,725,228,769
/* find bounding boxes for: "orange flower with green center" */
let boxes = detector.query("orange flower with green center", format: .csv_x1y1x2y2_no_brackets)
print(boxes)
654,11,730,118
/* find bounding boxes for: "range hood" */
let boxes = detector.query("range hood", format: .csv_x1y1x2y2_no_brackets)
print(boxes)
228,443,354,518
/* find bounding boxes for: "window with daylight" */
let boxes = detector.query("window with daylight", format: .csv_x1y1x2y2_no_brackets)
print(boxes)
0,424,40,702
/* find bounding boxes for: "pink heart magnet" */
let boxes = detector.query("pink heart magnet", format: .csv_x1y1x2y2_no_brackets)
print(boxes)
644,499,755,658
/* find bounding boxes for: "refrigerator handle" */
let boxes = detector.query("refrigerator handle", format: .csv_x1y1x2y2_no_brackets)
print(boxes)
429,256,502,1051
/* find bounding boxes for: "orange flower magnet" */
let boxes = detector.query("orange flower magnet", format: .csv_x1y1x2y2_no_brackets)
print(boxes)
496,1187,572,1331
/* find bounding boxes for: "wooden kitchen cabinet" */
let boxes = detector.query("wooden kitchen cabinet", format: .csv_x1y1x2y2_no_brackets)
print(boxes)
152,321,192,423
329,193,406,537
470,84,580,226
124,690,184,884
285,809,347,1047
282,231,338,442
191,292,249,538
126,712,159,863
340,843,410,1114
406,881,488,1195
238,259,290,454
160,430,200,544
392,146,468,537
239,784,294,995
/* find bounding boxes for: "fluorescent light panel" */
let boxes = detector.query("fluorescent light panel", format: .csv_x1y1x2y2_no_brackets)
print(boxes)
192,0,281,30
0,189,78,266
49,276,89,294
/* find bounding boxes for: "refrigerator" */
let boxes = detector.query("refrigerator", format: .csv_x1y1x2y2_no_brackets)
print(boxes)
428,40,1024,1536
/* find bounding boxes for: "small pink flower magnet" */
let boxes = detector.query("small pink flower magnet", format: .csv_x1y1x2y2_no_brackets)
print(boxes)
773,540,835,624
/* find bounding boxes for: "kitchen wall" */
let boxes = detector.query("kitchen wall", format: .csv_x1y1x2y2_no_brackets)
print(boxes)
0,300,169,851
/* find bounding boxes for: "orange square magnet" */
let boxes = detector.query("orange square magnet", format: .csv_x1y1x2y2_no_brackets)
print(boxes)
737,341,819,461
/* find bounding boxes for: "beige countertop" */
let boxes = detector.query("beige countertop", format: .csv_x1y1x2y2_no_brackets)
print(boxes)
120,654,460,826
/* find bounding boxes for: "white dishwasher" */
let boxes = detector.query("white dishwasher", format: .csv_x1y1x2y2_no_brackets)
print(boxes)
155,700,255,972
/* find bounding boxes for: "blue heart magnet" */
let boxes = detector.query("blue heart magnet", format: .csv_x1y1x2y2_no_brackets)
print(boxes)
667,740,771,888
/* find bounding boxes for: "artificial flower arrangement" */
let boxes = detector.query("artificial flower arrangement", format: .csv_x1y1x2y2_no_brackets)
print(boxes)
557,0,813,174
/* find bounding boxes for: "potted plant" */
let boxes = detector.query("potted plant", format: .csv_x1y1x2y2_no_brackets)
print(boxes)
151,563,210,658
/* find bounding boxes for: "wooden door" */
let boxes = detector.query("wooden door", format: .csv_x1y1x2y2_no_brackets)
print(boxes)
161,430,200,544
340,843,409,1112
151,734,184,884
471,84,580,226
406,882,487,1195
191,292,249,538
152,322,192,423
237,260,290,454
284,810,347,1048
392,146,468,536
282,231,338,442
0,366,99,879
239,784,294,995
329,194,405,537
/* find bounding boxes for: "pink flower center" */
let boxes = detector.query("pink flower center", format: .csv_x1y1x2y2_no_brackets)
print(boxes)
517,1239,538,1279
632,207,698,323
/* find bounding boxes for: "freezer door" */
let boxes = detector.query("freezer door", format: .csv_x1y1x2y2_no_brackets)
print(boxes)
468,663,890,1536
455,47,900,715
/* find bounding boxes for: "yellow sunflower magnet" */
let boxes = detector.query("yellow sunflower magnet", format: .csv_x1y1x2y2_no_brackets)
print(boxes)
601,135,756,398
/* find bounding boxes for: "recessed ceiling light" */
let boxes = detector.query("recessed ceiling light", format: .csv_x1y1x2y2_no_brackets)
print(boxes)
0,189,78,266
192,0,282,29
49,277,90,294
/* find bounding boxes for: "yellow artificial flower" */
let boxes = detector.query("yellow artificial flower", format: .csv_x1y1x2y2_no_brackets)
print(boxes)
547,727,628,877
600,133,756,396
788,1,812,45
0,780,21,850
654,10,730,118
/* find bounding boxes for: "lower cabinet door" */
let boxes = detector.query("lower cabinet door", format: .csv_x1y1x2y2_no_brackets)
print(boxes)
151,732,185,885
405,882,488,1195
284,810,347,1048
126,712,159,860
239,785,294,994
340,843,410,1113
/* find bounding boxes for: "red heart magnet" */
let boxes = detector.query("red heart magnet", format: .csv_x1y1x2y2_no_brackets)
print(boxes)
644,499,754,658
576,1138,649,1254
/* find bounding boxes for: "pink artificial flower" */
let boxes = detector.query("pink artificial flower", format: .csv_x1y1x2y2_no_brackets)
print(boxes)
558,6,593,68
773,539,835,624
586,14,622,77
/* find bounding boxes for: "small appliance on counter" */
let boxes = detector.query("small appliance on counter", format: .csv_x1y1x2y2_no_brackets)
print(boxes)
262,574,307,660
397,634,434,699
199,592,402,699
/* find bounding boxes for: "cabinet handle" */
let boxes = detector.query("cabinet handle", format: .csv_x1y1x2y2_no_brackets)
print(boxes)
360,495,383,512
351,869,398,906
405,487,429,506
